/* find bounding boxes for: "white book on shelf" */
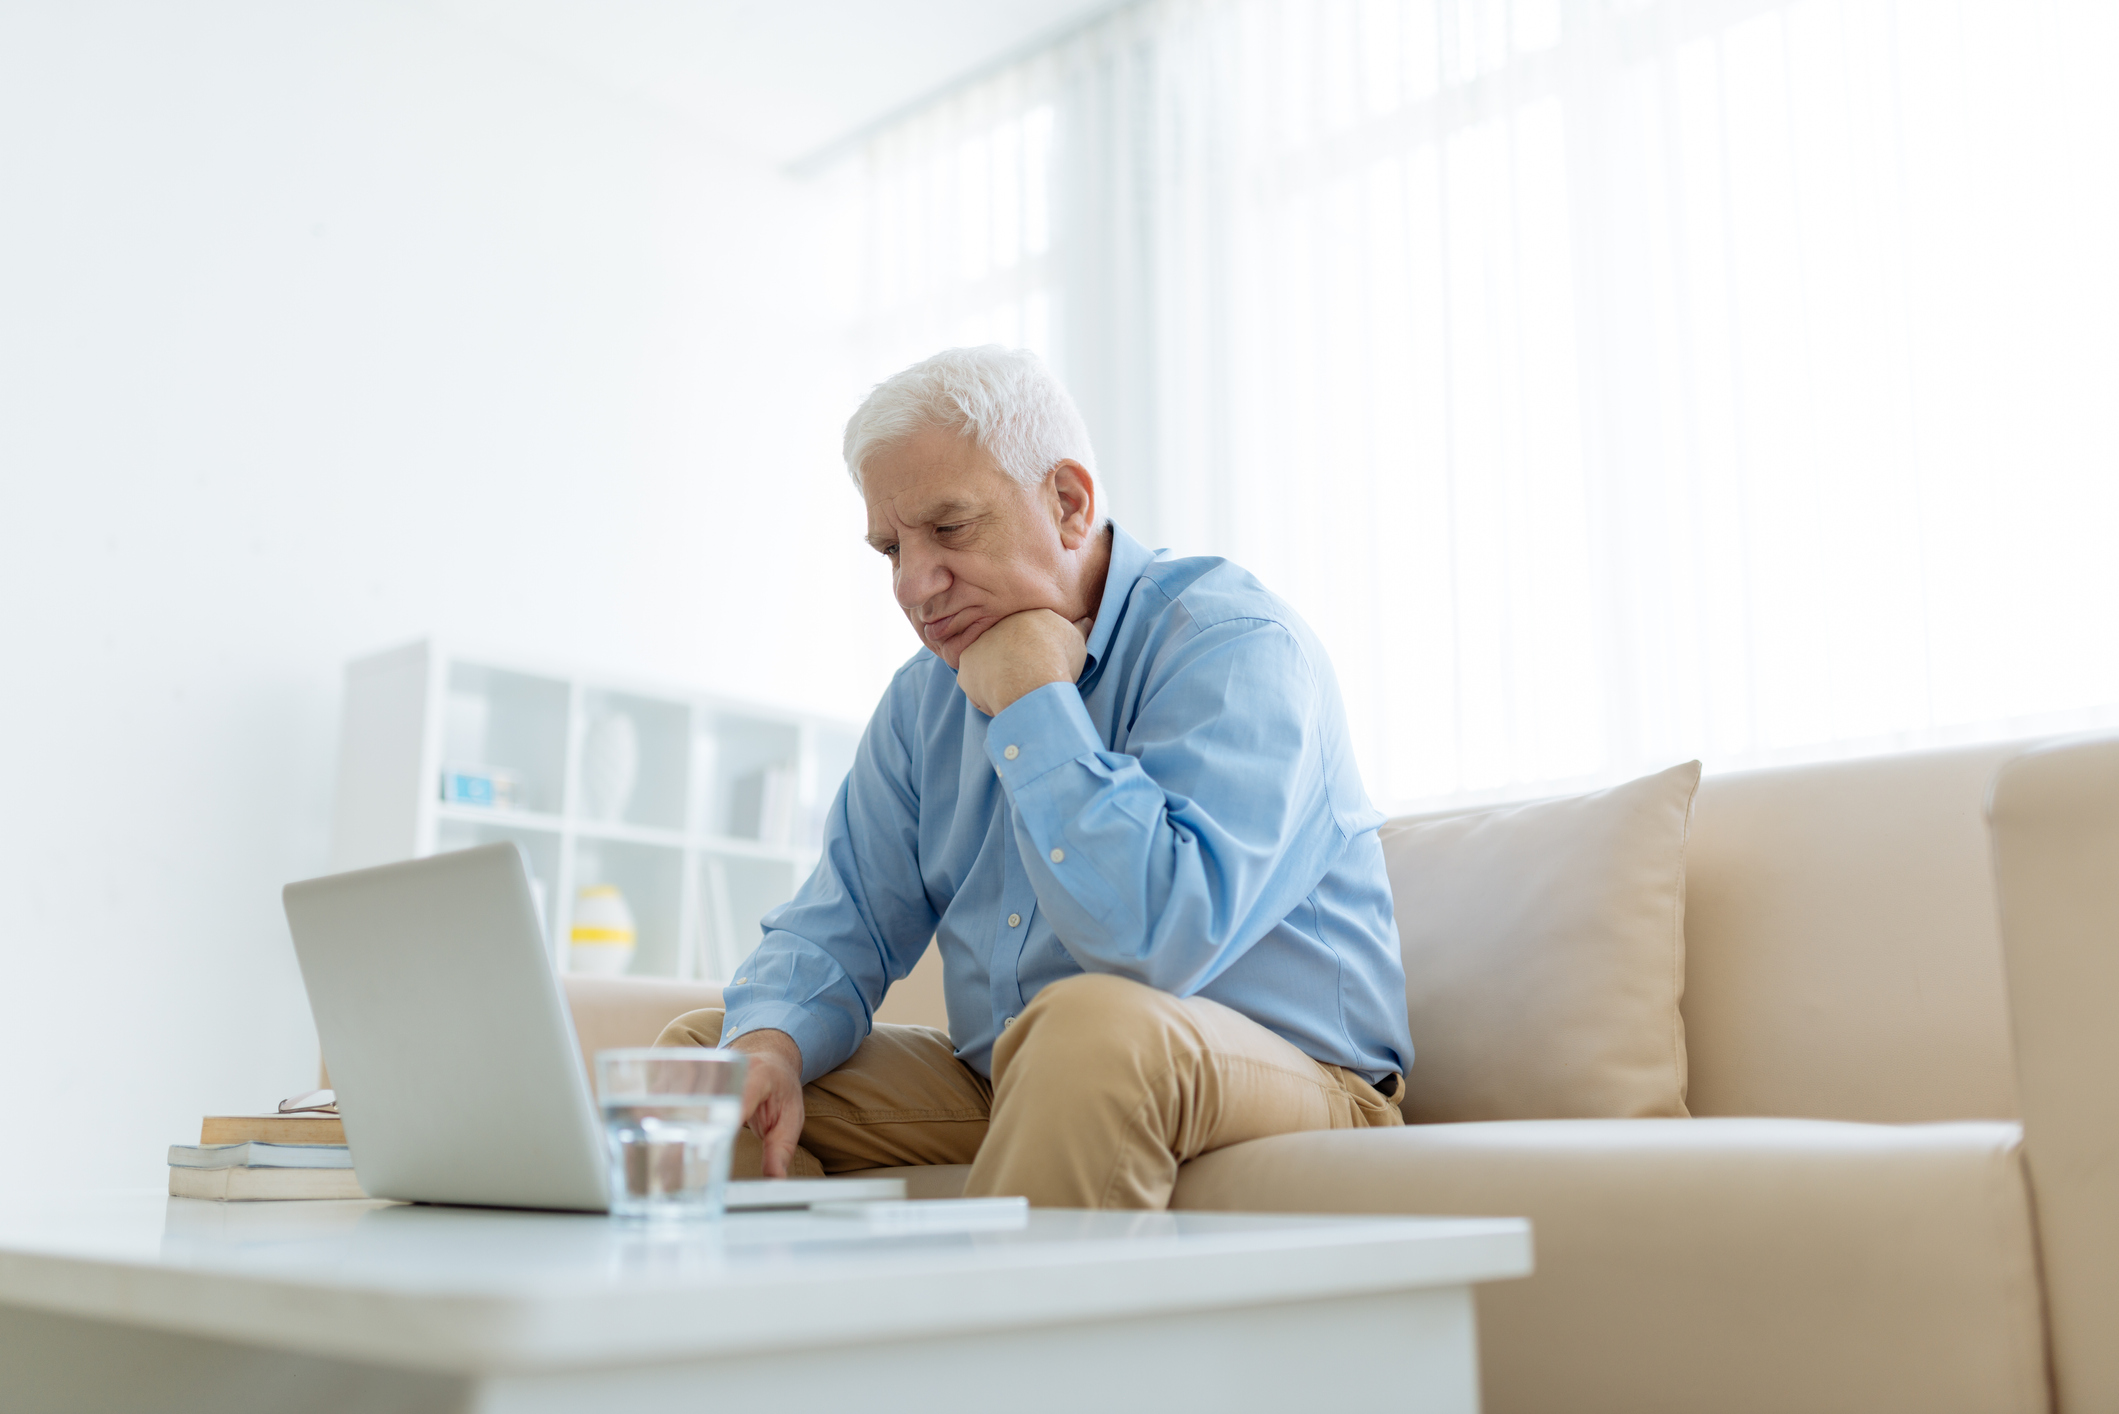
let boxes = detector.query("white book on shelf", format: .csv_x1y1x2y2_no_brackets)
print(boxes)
729,763,800,846
727,769,764,840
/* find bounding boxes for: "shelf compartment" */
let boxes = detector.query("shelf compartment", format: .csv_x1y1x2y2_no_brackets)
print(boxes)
695,850,805,982
577,689,691,831
443,663,570,816
568,838,686,980
799,723,862,851
695,712,803,845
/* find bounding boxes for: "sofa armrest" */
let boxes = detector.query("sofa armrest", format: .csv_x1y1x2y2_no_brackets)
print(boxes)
1989,733,2119,1414
558,974,724,1082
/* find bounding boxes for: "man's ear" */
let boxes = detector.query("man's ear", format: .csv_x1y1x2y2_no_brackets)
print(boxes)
1050,460,1097,549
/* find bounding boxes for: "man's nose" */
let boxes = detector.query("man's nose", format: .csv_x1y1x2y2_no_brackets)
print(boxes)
895,541,950,612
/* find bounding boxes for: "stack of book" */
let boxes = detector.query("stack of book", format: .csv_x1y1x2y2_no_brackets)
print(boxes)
169,1103,364,1201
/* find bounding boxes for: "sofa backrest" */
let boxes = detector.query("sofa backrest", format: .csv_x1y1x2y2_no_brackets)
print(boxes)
556,741,2035,1126
558,973,723,1082
1682,739,2030,1123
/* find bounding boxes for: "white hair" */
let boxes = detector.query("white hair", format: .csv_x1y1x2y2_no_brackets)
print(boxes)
842,346,1101,505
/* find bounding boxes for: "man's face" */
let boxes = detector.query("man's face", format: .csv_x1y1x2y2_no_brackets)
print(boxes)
862,426,1074,671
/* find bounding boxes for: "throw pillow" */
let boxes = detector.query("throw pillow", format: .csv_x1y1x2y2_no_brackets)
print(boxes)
1382,760,1702,1123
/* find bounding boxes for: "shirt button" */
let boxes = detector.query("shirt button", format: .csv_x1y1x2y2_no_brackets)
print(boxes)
1008,913,1021,927
1050,848,1065,863
733,977,747,986
1003,1016,1015,1028
1004,744,1020,760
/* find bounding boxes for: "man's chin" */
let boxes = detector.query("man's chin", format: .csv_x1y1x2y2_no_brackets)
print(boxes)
926,620,990,671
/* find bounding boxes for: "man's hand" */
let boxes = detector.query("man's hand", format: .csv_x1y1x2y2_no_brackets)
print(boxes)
956,609,1094,717
726,1028,805,1178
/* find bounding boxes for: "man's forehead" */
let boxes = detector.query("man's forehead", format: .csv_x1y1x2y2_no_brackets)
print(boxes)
865,490,983,548
864,460,997,522
876,492,980,528
861,430,1015,538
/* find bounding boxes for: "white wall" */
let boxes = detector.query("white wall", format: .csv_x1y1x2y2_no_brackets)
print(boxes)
0,1,910,1190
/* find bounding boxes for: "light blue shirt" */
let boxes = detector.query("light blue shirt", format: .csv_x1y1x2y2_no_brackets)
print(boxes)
723,523,1414,1086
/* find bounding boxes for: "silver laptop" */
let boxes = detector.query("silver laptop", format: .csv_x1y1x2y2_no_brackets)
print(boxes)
284,843,911,1213
283,843,613,1210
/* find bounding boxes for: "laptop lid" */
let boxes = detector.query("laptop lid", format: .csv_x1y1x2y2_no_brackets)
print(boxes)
282,843,610,1211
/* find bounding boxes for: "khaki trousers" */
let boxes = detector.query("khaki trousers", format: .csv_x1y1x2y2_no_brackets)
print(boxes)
654,971,1403,1210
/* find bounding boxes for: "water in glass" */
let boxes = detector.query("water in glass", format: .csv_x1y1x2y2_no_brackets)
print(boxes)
595,1048,747,1221
601,1094,741,1220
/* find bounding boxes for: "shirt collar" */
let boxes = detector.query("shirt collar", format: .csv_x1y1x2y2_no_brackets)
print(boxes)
1080,521,1157,683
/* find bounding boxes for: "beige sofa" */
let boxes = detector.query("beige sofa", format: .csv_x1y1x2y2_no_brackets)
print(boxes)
561,732,2119,1414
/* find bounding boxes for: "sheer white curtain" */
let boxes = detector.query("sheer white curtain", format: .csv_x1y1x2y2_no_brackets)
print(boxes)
848,72,1061,380
841,0,2119,809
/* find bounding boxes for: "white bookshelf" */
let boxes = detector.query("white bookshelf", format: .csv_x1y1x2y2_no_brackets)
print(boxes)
328,640,860,983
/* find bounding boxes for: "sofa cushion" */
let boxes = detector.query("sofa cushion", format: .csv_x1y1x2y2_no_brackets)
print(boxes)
1171,1117,2046,1414
1382,761,1699,1122
1682,740,2027,1122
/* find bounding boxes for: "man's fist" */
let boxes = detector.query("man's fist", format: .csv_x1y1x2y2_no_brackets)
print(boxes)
956,609,1093,717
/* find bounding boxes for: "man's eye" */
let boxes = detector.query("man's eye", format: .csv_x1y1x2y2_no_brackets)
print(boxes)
935,523,963,536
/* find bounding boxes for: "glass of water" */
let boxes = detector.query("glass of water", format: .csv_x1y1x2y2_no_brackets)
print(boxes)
595,1048,749,1222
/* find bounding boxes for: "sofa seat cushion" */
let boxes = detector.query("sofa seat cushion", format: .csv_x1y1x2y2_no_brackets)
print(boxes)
1171,1117,2046,1414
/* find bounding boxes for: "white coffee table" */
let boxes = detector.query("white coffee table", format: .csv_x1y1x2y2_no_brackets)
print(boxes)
0,1192,1531,1414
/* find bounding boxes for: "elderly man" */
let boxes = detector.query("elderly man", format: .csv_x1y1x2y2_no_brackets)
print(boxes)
659,346,1412,1208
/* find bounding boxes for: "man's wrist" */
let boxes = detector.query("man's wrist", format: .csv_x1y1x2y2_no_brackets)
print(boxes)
988,662,1067,715
727,1027,802,1073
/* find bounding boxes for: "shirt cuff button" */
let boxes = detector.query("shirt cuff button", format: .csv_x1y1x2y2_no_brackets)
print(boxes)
1003,744,1020,760
1049,848,1065,863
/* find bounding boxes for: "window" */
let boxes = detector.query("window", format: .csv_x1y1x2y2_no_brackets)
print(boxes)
835,0,2119,809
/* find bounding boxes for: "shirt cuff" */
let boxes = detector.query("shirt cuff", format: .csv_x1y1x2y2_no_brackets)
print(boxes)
986,680,1103,786
720,999,854,1086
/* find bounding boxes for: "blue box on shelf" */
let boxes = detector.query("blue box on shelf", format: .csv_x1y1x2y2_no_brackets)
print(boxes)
440,764,522,811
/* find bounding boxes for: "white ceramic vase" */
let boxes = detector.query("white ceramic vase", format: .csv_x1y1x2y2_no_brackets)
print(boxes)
569,885,637,976
580,712,639,822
